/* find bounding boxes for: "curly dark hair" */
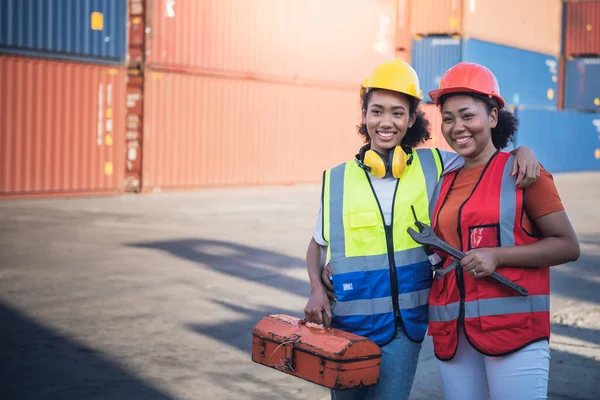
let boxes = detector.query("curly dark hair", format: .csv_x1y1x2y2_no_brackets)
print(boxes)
439,93,518,150
357,89,431,150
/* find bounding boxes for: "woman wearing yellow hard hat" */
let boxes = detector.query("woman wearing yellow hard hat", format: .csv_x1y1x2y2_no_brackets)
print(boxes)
426,62,579,400
303,59,540,399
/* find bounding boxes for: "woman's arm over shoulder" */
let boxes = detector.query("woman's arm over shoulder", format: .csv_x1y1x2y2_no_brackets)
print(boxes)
434,149,464,175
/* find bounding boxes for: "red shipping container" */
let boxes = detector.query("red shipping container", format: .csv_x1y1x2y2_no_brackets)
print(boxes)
557,55,566,111
411,0,462,36
417,104,454,153
564,0,600,56
0,55,126,197
145,0,397,87
396,0,412,52
142,69,363,191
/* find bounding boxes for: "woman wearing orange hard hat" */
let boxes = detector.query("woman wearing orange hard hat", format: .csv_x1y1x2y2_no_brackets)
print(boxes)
426,62,580,400
303,59,541,400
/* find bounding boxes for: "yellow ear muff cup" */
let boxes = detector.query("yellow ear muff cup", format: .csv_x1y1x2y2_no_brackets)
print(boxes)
391,147,408,178
363,150,387,177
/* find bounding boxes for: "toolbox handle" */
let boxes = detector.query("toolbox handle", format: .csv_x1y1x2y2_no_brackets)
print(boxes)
299,318,331,330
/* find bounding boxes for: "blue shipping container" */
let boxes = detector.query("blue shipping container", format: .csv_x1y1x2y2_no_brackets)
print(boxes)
0,0,127,64
564,57,600,112
412,37,558,109
515,109,600,173
411,36,462,104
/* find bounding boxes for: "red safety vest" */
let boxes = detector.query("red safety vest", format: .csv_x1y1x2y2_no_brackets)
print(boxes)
428,151,550,360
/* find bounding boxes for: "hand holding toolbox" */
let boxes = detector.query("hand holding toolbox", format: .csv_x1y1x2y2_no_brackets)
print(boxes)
252,314,381,390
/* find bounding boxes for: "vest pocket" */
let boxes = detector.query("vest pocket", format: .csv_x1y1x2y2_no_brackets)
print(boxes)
346,211,382,249
348,211,379,229
479,314,530,332
468,224,501,250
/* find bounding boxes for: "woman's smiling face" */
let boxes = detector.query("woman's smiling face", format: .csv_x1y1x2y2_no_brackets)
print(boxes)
364,89,415,155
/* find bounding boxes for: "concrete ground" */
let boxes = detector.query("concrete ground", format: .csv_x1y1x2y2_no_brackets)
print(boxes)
0,172,599,400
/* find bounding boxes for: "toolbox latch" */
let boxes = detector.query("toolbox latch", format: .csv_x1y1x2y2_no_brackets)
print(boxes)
269,334,300,372
282,341,295,371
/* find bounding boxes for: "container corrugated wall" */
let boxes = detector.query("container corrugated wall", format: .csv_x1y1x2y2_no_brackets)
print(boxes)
0,55,126,196
463,39,558,109
515,109,600,173
413,37,558,108
0,0,127,64
142,70,363,191
564,57,600,112
418,104,454,153
145,0,396,86
396,0,411,52
462,0,562,56
564,0,600,57
411,37,461,103
411,0,562,55
410,0,462,35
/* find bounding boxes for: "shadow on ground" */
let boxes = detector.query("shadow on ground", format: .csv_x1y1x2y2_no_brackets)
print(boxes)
0,302,173,400
129,239,309,298
186,299,302,353
550,235,600,305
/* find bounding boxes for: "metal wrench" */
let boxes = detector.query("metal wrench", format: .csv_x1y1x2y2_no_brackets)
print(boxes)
407,221,529,296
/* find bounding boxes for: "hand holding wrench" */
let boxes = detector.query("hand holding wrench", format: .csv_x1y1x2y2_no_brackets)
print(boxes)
407,221,529,297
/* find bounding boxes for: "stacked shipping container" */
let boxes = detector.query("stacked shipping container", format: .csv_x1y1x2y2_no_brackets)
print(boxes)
0,0,127,64
410,0,562,106
0,56,126,196
558,0,600,169
562,0,600,113
140,0,396,191
515,109,600,172
2,1,599,198
0,0,128,197
410,0,599,171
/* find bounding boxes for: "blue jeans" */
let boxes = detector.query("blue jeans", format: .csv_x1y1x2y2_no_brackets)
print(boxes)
331,326,422,400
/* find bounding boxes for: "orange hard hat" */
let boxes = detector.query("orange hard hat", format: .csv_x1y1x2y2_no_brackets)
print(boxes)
428,62,505,109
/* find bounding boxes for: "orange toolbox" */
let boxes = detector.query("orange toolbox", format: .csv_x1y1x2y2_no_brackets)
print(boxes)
251,314,381,390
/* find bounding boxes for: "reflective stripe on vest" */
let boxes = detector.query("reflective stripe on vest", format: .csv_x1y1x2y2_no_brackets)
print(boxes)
333,288,431,316
429,294,550,322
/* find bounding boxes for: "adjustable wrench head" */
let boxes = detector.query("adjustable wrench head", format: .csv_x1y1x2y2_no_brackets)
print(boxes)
407,221,435,246
414,220,431,235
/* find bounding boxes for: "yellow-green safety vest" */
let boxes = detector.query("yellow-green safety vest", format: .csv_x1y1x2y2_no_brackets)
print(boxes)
322,148,443,345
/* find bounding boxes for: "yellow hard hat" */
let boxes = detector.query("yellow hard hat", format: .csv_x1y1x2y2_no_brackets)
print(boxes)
360,59,423,100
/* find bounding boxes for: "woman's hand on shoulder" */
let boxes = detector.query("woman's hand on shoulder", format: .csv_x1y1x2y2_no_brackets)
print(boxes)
512,146,541,188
